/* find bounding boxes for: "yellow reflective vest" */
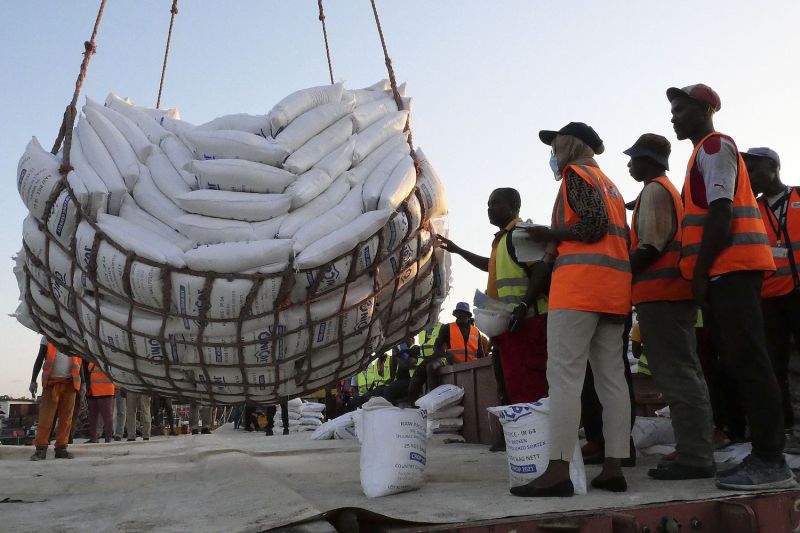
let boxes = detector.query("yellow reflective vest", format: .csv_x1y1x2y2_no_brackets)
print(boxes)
356,358,389,395
494,232,548,316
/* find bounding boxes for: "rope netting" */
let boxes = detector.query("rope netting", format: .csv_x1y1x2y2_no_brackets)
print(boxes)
19,1,449,405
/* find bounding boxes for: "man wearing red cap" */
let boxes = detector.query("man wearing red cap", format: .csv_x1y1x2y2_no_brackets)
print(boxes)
668,84,793,490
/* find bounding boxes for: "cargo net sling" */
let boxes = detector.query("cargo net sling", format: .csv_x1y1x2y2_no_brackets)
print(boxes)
14,80,451,405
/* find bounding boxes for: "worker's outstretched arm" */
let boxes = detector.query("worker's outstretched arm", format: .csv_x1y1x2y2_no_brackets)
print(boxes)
692,198,733,307
29,343,47,397
436,235,489,272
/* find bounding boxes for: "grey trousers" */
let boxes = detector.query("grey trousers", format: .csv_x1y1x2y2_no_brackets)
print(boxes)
547,309,631,461
113,389,126,438
125,392,151,439
637,300,714,467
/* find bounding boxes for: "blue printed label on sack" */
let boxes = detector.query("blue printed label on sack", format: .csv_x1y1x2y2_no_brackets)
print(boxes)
409,452,426,465
55,195,70,236
214,346,223,363
510,463,538,474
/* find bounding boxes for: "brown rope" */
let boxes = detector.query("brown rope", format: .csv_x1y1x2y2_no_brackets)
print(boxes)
317,0,335,84
157,0,180,109
51,0,107,176
368,0,417,165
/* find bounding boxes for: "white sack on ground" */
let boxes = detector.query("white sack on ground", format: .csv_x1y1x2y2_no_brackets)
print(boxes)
360,407,427,498
489,399,588,495
415,385,464,413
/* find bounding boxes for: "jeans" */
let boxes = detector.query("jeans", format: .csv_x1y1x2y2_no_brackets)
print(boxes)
707,270,785,461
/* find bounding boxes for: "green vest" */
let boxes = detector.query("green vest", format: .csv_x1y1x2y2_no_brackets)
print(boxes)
356,359,388,395
638,354,651,376
495,233,548,316
419,323,442,358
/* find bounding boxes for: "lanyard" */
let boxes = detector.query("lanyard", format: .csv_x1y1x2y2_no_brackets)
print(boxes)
764,187,791,244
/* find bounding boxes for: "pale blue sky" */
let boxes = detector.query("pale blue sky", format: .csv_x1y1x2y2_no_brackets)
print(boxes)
2,1,799,396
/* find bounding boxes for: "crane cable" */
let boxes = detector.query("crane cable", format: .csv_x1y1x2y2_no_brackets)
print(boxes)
51,0,108,176
156,0,180,109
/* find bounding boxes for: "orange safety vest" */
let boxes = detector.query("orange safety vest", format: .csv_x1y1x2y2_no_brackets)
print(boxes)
42,342,82,392
630,176,693,304
447,323,480,363
87,362,115,397
550,164,632,314
757,187,800,298
680,132,775,280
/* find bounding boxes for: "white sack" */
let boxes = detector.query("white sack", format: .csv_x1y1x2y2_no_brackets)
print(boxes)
17,137,63,221
314,137,355,180
96,214,186,267
429,405,464,420
292,184,364,254
284,168,333,209
277,175,350,238
632,417,676,449
378,156,416,211
344,133,409,187
415,385,464,413
174,189,291,222
183,130,289,166
76,116,128,213
360,407,427,498
415,147,448,218
182,239,292,273
488,399,587,494
275,101,355,153
132,166,186,226
362,147,409,212
160,134,197,188
119,195,194,251
69,136,110,216
283,117,353,175
85,98,152,162
46,189,79,248
186,159,294,194
352,96,413,132
353,111,408,164
268,83,344,135
174,214,255,244
83,105,141,190
296,209,392,270
197,113,269,136
146,147,192,199
105,92,170,145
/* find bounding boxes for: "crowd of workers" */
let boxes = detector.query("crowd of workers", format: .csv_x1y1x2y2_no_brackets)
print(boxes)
27,338,215,460
21,82,800,500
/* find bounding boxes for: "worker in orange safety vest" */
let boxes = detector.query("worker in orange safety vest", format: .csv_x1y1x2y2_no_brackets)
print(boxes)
29,337,82,460
83,360,115,443
667,83,789,491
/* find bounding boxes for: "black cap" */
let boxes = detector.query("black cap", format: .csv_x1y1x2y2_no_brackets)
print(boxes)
623,133,671,171
539,122,605,154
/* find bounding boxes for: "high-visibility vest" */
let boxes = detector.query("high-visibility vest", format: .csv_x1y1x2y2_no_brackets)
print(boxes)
630,176,693,304
419,324,442,358
356,358,388,395
87,362,115,397
42,343,81,392
679,132,774,280
757,187,800,298
550,164,632,314
446,323,480,363
491,230,548,316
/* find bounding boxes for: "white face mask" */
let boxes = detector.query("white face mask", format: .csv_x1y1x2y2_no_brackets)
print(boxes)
549,154,561,180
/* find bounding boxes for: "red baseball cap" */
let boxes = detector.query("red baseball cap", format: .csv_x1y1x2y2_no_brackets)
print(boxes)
666,83,721,112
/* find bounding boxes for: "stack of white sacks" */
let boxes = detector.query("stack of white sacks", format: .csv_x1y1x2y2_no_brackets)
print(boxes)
415,385,465,441
275,398,325,433
14,80,450,404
